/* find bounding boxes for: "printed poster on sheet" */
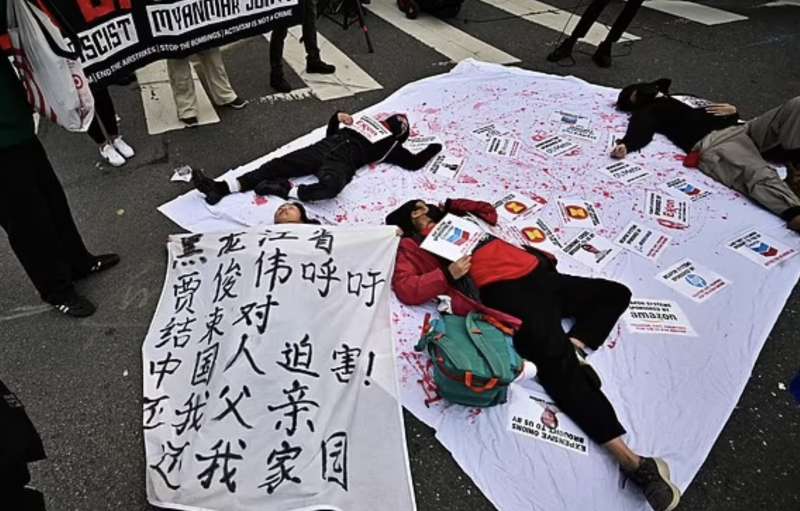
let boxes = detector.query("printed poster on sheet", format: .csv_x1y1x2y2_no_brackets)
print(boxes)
486,136,521,158
660,177,713,202
517,218,564,254
426,154,465,180
656,258,730,303
597,161,650,185
557,198,602,229
726,229,799,269
559,124,600,144
671,94,715,109
614,221,671,261
345,115,392,143
533,135,578,158
471,123,508,141
420,214,487,261
562,230,620,270
405,136,440,155
645,191,690,229
507,387,589,456
623,299,697,337
493,192,548,223
548,110,589,128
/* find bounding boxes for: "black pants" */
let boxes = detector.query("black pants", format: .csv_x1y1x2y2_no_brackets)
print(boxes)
572,0,644,43
238,136,362,201
0,139,92,302
480,270,631,444
86,85,119,145
270,0,320,74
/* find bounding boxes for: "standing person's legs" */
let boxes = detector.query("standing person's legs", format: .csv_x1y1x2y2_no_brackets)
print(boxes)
167,58,199,121
88,84,134,164
605,0,644,43
301,0,336,73
269,27,292,92
89,85,119,138
194,48,238,107
546,0,610,62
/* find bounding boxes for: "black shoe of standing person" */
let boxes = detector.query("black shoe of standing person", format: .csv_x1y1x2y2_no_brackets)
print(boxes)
255,179,292,200
51,290,96,318
306,58,336,74
73,253,121,281
182,116,199,127
270,73,292,93
592,41,613,68
191,168,231,205
624,457,681,511
224,97,248,109
546,36,576,62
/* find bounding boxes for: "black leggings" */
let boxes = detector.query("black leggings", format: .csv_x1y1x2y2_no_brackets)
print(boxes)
572,0,644,43
237,136,361,202
86,85,119,145
480,270,631,444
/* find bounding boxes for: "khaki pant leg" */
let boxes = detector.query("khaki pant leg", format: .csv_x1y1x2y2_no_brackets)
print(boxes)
194,48,238,106
746,96,800,153
698,127,800,217
166,58,198,120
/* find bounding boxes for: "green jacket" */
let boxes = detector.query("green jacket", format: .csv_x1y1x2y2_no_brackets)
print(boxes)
1,0,37,149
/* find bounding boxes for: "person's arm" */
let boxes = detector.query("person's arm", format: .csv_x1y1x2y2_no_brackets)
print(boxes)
443,198,498,225
392,241,451,305
384,143,442,170
326,111,353,137
618,108,660,154
705,103,740,123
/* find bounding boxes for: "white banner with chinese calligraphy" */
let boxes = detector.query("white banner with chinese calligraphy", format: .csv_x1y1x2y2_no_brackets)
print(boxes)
142,225,415,511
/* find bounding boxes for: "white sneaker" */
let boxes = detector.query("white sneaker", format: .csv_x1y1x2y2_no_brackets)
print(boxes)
513,360,538,382
112,136,135,159
100,143,125,167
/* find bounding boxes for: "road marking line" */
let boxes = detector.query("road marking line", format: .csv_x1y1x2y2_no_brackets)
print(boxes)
477,0,639,46
136,60,220,135
365,0,520,64
643,0,747,25
264,28,382,101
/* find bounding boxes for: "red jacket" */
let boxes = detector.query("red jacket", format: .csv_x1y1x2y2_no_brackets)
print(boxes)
391,199,524,331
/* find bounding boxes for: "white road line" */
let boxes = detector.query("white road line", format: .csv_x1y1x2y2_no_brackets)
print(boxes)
365,0,520,64
643,0,747,25
264,28,382,101
763,0,800,6
136,60,220,135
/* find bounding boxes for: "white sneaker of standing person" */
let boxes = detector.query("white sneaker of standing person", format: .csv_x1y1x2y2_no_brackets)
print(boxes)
513,360,538,383
99,142,125,167
112,136,135,159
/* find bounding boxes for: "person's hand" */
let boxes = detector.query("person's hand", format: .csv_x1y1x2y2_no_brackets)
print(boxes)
610,143,627,159
427,143,443,155
447,256,472,280
338,112,354,125
395,227,404,237
705,103,737,116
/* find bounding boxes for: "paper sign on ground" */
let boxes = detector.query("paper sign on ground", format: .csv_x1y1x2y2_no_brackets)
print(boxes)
645,191,690,229
507,387,589,455
471,123,508,141
405,135,440,154
562,230,620,269
426,154,465,180
533,135,579,158
420,214,487,261
557,198,602,229
516,218,564,254
671,94,715,109
614,221,672,261
559,124,600,144
660,177,713,202
623,299,697,336
657,258,730,303
726,229,799,269
486,136,521,158
493,192,547,223
597,161,650,185
345,115,392,143
548,110,589,128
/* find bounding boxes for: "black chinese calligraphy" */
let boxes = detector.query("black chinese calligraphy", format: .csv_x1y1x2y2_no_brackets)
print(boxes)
308,229,334,255
149,351,182,390
143,395,169,431
346,270,386,308
224,334,266,376
233,294,279,335
255,247,292,291
173,271,202,314
321,431,348,491
331,343,362,384
198,306,224,345
258,230,299,246
212,259,242,303
157,316,196,349
276,334,320,377
211,385,253,429
173,391,210,435
300,258,341,298
195,439,246,493
267,379,319,436
258,440,302,495
175,234,207,268
191,343,220,386
217,232,246,257
150,441,190,490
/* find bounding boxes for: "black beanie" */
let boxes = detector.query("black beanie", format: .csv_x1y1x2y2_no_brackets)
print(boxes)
617,78,672,112
385,199,419,235
384,114,410,144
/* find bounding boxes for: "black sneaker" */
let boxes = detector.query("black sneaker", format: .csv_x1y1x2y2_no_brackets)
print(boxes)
182,116,199,127
255,179,291,199
270,74,292,93
624,457,681,511
546,37,576,62
306,59,336,74
51,291,96,318
592,41,613,68
191,168,230,205
74,253,120,280
224,97,248,109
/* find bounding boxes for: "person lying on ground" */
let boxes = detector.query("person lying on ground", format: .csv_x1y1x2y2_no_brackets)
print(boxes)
386,198,681,511
192,111,442,205
273,201,321,224
612,78,800,233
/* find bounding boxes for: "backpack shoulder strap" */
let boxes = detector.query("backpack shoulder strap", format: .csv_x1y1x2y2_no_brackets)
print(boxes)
465,311,513,381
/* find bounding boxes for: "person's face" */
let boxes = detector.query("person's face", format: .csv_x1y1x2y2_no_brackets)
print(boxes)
410,201,429,230
274,203,303,224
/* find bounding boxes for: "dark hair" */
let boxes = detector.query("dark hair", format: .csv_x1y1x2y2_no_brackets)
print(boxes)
617,78,672,112
385,200,444,236
289,201,320,225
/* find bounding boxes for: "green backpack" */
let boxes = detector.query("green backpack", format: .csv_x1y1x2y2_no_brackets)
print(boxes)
416,312,523,408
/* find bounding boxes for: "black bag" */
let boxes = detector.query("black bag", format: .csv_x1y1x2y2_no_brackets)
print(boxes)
397,0,463,19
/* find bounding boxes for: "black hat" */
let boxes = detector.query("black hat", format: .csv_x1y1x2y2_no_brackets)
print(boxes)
617,78,672,112
385,199,419,235
384,114,410,144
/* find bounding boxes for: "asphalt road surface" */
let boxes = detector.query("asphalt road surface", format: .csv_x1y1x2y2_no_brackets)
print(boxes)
1,1,798,510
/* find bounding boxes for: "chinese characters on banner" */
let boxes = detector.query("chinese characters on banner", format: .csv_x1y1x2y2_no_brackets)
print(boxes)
143,226,415,511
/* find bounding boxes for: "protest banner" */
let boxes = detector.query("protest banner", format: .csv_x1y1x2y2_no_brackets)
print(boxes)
38,0,301,84
622,299,697,336
614,221,671,262
142,226,415,511
657,258,730,303
726,229,798,269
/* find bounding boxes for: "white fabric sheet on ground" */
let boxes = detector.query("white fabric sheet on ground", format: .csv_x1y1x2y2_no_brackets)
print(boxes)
142,226,414,511
159,61,800,511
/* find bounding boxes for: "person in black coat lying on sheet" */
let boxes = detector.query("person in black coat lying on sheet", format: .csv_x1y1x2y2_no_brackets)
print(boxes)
192,111,443,204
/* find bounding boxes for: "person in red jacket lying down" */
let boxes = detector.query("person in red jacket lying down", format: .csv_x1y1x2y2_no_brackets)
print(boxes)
385,198,681,511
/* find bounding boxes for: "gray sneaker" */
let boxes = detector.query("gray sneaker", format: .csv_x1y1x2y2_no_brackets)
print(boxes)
624,457,681,511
